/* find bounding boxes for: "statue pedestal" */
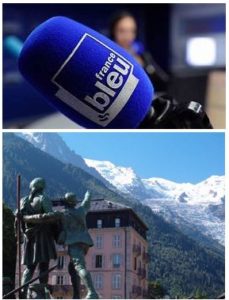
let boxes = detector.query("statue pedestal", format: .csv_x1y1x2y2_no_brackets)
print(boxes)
27,284,52,299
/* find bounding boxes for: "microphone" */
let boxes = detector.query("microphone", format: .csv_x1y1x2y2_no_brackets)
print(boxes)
18,16,154,129
18,16,213,129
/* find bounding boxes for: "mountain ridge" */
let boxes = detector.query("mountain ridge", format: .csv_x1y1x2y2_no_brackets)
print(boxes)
84,158,225,247
17,132,113,188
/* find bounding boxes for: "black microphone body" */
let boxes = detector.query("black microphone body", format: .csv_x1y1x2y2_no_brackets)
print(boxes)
139,96,213,129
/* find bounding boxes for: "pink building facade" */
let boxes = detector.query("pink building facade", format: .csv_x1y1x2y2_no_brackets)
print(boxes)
16,199,149,299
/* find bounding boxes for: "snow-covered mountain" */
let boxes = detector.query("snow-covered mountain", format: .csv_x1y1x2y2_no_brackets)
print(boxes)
84,158,225,246
85,159,150,199
143,175,224,206
143,176,225,245
18,133,110,186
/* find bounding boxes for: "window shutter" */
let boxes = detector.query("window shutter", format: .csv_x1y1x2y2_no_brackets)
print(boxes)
103,255,105,268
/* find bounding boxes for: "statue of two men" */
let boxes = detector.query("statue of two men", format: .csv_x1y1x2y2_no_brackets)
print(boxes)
16,177,99,299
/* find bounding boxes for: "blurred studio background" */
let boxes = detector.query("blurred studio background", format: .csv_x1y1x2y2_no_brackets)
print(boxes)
3,3,226,129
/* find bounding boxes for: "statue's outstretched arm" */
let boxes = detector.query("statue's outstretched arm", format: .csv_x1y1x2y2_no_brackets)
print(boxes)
81,191,91,213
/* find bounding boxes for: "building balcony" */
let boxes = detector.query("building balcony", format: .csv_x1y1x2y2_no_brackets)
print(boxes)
132,285,142,296
142,252,150,262
133,244,141,256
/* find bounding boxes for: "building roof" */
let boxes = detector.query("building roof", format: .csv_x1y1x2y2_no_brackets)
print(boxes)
87,199,148,231
87,198,131,212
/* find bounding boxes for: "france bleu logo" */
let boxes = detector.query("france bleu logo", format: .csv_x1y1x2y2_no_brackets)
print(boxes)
51,34,139,127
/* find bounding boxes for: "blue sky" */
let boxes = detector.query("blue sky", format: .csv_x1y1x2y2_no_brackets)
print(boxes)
60,132,225,183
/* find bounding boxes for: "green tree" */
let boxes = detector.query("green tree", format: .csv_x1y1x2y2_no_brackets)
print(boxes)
148,280,165,298
194,288,207,299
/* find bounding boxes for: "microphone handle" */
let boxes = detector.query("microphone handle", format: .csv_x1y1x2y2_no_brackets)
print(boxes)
139,95,213,129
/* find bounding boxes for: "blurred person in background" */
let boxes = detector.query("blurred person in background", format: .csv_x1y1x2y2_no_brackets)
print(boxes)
109,11,169,92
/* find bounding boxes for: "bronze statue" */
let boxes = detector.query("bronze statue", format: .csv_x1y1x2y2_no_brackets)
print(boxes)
16,178,57,298
24,191,99,299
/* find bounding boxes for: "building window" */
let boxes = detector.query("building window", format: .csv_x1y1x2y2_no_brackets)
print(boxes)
115,218,120,228
95,255,103,268
97,219,102,228
94,274,103,289
113,254,121,268
112,234,121,248
95,235,103,249
134,257,137,270
56,275,64,285
112,274,121,289
57,255,64,269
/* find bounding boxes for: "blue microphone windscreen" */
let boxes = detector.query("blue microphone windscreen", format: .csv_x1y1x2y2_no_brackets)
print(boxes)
19,16,154,128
